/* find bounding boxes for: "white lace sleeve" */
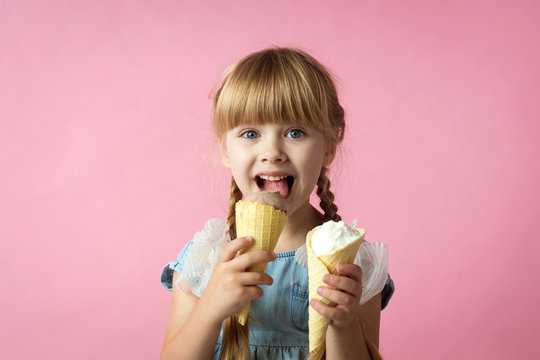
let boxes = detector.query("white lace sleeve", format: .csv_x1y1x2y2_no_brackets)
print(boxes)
354,240,389,306
160,218,230,297
294,237,390,307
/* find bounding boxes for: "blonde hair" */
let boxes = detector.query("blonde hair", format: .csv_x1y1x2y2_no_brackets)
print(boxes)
212,46,345,360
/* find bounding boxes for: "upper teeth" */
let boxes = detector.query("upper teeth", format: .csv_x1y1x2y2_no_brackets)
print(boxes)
259,175,288,181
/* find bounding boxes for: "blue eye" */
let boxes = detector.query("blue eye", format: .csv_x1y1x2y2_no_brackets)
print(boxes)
287,128,305,139
240,130,258,139
240,128,305,140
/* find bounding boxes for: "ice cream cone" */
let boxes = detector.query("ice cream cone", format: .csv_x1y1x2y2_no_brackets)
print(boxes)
235,199,288,326
306,224,365,360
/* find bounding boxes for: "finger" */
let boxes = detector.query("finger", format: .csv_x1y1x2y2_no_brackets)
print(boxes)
310,299,340,320
219,236,253,263
243,285,264,300
317,286,356,307
230,250,276,271
236,272,274,286
324,273,360,297
337,264,363,282
310,299,350,324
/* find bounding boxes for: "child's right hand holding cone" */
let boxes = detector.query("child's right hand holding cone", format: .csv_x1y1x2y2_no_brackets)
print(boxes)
198,236,276,324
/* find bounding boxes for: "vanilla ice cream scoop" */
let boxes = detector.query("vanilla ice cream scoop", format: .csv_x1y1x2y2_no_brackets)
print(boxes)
311,220,365,256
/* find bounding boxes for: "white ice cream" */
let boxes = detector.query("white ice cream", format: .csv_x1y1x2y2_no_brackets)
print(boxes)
311,220,365,256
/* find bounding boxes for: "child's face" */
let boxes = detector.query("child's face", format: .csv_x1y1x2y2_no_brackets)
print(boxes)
220,122,334,214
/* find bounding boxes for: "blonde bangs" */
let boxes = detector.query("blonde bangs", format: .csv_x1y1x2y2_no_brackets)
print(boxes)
213,48,332,138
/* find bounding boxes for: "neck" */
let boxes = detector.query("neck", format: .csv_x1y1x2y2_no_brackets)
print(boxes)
274,201,325,252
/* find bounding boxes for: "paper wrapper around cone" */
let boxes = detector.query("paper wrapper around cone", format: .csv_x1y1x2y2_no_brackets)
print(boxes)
306,227,365,360
235,200,288,326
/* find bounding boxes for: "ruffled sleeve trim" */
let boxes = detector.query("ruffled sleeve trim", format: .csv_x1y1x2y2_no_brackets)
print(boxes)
294,236,392,309
160,218,231,297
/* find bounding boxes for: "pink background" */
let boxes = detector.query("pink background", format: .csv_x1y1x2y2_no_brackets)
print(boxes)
2,1,539,359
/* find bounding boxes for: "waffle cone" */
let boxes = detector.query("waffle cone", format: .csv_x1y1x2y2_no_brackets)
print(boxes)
306,227,365,360
235,200,288,326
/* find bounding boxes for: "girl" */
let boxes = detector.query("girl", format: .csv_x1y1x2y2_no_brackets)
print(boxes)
160,47,394,360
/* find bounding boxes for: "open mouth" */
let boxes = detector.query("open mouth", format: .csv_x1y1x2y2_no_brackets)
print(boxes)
255,175,295,199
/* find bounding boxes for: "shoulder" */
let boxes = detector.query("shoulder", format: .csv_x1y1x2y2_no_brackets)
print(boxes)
180,217,230,254
186,217,231,267
354,239,395,310
193,217,230,244
160,217,231,296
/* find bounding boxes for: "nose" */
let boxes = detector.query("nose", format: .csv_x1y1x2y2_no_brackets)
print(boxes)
263,152,286,163
260,137,288,163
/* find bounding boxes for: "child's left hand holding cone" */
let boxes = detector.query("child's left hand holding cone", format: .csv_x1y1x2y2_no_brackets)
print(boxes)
310,263,363,329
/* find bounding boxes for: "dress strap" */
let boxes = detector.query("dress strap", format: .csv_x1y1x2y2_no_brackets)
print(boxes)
294,243,308,267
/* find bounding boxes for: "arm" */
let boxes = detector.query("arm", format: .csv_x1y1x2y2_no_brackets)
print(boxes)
325,292,383,360
160,272,222,360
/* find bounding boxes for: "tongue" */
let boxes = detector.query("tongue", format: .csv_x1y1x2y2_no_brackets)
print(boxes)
263,179,290,198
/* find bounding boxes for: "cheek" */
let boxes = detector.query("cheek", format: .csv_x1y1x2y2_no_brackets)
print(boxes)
304,146,325,169
228,157,252,192
228,147,251,171
297,153,324,190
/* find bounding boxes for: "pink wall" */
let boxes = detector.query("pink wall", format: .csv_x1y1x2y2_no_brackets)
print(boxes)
2,1,539,358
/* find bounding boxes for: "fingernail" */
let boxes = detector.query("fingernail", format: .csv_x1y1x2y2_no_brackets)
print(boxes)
317,287,323,295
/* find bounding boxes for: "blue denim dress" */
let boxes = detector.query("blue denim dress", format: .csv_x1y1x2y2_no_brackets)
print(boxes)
161,218,395,360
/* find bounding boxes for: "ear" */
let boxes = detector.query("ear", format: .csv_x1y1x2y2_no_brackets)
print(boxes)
219,138,231,168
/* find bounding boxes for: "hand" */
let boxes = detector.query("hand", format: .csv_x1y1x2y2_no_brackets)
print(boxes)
199,236,276,324
310,263,363,329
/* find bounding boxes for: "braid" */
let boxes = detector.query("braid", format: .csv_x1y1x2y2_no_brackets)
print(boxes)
226,177,243,241
220,177,249,360
316,167,342,222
